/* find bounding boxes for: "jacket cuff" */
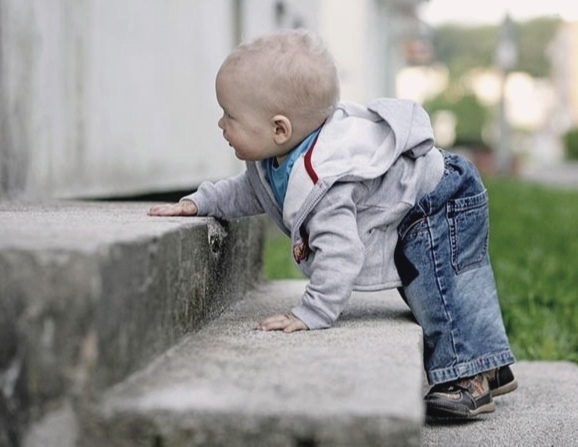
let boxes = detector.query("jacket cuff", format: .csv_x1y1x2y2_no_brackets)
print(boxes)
291,304,332,330
180,193,204,215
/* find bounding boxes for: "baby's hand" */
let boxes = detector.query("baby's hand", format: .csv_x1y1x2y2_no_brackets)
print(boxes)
148,200,198,217
257,312,308,333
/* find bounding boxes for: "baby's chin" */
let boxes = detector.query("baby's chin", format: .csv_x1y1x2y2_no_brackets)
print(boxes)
232,147,246,160
232,148,267,162
233,151,256,162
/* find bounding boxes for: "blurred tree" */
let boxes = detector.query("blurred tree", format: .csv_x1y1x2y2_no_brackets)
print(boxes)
515,17,562,77
424,90,489,148
432,25,496,79
432,17,561,79
563,128,578,160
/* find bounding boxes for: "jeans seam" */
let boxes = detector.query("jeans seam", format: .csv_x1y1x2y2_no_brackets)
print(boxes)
430,211,460,366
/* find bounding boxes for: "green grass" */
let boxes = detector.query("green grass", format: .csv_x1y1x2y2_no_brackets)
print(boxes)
486,178,578,363
263,227,305,280
263,178,578,363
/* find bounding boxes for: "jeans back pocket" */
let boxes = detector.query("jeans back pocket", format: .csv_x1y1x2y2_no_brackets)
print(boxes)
447,190,489,274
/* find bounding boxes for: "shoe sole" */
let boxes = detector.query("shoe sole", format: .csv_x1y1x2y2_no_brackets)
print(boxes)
491,378,519,397
426,400,496,420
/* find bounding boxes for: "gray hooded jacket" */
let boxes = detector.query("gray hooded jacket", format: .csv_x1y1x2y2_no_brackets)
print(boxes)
184,98,444,329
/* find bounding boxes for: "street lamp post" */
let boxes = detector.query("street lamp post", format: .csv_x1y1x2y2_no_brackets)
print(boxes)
494,13,518,176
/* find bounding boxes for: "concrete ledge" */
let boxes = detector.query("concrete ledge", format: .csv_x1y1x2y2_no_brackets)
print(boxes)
0,201,265,445
83,280,424,447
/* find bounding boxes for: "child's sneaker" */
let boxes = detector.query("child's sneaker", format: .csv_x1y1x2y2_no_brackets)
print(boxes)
425,373,495,419
488,365,518,397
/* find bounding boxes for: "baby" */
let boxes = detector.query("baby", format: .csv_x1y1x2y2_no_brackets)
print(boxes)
149,29,517,420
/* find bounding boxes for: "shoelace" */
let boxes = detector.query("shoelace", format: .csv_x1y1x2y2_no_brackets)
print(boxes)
430,382,469,393
430,375,483,394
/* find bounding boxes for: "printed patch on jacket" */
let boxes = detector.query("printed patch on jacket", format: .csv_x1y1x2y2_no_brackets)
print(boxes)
292,236,311,264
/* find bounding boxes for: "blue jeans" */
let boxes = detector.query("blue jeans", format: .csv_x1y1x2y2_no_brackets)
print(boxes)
395,150,515,385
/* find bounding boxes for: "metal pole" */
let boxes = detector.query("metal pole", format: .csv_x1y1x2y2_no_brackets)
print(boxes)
494,14,517,176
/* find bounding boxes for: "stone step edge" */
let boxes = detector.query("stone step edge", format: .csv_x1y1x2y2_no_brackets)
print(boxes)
0,201,265,446
81,279,425,447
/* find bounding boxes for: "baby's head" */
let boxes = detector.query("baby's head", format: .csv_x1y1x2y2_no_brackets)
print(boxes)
216,29,340,161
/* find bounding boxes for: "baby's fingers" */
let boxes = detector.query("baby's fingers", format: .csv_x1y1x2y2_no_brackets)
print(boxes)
148,204,174,216
148,201,197,216
257,314,287,331
257,313,308,332
282,318,308,333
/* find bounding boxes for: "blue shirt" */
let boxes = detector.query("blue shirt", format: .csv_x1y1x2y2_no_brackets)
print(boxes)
264,128,321,207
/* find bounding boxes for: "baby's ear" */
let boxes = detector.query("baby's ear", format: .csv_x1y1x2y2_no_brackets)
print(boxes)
271,115,292,145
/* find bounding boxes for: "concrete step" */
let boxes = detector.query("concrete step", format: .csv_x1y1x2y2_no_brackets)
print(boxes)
83,280,425,447
0,201,265,446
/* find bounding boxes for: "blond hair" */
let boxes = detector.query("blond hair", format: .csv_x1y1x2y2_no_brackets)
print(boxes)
220,29,340,132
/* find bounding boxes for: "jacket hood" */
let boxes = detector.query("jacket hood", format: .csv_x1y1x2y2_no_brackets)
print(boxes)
308,98,435,182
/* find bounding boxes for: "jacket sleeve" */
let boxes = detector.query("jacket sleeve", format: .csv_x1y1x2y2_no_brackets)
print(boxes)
290,182,365,329
181,170,264,219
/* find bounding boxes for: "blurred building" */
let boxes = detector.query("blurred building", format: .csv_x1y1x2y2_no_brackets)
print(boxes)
0,0,426,200
510,19,578,166
549,20,578,131
319,0,430,104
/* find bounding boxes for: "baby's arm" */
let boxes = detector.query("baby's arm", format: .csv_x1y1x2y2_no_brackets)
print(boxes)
260,183,365,333
148,199,197,216
148,170,264,219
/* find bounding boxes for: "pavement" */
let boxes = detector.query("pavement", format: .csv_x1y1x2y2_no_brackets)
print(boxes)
422,361,578,446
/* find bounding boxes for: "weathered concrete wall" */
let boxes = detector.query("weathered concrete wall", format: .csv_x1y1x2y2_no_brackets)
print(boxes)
0,0,320,201
0,0,417,201
0,0,241,200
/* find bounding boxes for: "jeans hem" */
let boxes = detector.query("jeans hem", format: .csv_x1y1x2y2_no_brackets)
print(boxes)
427,350,516,385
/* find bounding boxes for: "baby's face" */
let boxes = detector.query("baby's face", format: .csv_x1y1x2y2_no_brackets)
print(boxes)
215,69,281,161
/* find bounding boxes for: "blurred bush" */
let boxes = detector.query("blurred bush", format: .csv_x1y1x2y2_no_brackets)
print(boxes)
563,128,578,160
424,92,489,149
